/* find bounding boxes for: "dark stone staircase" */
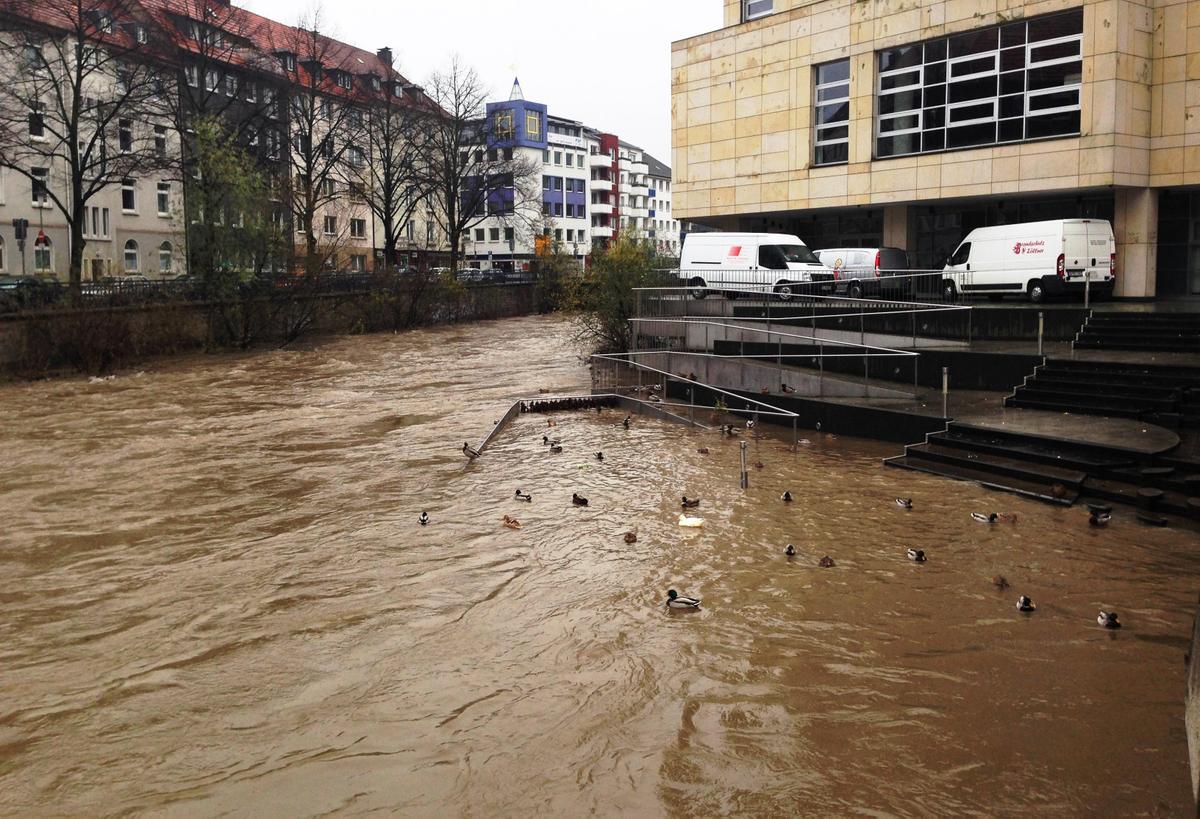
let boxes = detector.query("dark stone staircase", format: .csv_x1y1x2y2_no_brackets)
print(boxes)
1074,312,1200,352
1004,360,1200,428
885,422,1200,519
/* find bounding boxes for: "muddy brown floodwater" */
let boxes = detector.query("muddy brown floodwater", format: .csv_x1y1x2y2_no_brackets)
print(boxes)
0,314,1196,815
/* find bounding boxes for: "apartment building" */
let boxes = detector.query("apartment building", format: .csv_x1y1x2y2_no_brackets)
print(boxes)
0,0,446,282
464,83,680,271
672,0,1200,297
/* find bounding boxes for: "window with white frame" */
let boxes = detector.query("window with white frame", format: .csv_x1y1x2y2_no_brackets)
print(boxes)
205,69,219,92
813,59,850,166
121,178,136,212
225,75,236,97
350,218,366,239
84,206,110,239
323,215,337,236
123,239,138,272
159,241,172,273
34,236,50,271
157,182,170,216
874,8,1082,159
154,125,167,158
349,254,365,272
185,65,198,87
31,167,48,206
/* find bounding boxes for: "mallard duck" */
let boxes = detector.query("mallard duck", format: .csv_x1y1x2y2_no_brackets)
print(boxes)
547,419,557,427
462,442,481,460
622,416,631,429
1098,610,1121,629
1089,511,1111,527
972,512,998,524
1051,483,1068,499
785,544,796,556
418,511,429,526
907,548,927,563
992,575,1010,589
781,491,793,502
594,451,604,461
755,461,765,470
678,513,704,527
549,445,563,454
781,383,796,394
746,420,756,430
681,496,700,509
697,447,710,454
624,532,637,544
502,515,522,530
1016,595,1036,612
896,497,913,509
572,493,589,507
666,589,701,609
515,489,532,502
818,555,835,568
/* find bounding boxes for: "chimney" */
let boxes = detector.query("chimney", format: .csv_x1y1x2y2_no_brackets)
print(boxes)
377,47,392,66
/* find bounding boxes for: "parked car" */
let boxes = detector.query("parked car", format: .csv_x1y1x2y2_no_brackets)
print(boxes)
0,275,58,309
814,247,912,298
678,232,833,299
941,219,1116,303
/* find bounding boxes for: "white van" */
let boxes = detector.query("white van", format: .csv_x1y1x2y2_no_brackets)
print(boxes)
679,233,832,299
941,219,1116,303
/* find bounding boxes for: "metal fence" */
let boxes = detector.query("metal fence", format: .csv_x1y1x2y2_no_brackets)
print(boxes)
0,271,536,316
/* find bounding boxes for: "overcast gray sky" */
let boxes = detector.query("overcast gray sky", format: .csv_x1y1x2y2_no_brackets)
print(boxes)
242,0,723,163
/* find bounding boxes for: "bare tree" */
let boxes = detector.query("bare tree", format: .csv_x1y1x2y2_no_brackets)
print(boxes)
420,57,539,275
0,0,177,293
270,9,366,277
349,57,432,272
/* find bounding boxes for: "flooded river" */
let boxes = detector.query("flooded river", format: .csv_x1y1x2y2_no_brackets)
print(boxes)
0,314,1196,815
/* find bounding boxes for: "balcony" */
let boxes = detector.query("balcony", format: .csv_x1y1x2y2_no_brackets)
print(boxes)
591,225,613,238
590,201,612,215
590,153,613,168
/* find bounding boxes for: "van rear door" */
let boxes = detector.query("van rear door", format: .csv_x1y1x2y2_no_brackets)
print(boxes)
1086,221,1115,283
1062,221,1088,279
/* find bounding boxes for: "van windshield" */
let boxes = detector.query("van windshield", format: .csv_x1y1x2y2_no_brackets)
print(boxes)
760,244,821,269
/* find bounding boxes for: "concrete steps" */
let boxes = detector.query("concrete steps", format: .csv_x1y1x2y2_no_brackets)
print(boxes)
1074,312,1200,352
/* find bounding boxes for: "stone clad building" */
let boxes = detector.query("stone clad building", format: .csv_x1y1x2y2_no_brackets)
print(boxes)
671,0,1200,297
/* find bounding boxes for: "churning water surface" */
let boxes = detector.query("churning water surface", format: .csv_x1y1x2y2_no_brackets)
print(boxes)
0,314,1195,816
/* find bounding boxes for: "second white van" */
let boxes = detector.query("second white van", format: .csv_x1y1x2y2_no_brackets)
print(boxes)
679,232,832,299
941,219,1116,303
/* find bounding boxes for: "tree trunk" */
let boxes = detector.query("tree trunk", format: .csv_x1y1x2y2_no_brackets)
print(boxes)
69,207,85,301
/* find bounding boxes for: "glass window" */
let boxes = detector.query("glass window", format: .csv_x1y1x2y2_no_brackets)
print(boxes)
123,239,138,272
159,242,172,273
121,178,136,211
525,110,541,138
742,0,773,21
814,58,850,166
156,182,169,215
493,110,513,140
34,237,51,271
874,9,1081,159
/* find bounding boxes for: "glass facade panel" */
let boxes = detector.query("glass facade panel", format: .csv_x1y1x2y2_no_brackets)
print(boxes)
814,58,851,166
874,9,1082,159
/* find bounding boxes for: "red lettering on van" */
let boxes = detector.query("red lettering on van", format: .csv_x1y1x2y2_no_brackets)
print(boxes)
728,246,743,257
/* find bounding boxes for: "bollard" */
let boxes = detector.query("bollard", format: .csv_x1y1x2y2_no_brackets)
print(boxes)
1037,310,1044,357
942,366,949,419
1085,274,1091,309
740,440,749,489
689,387,694,425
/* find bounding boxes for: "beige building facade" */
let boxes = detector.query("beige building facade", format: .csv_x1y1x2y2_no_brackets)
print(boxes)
672,0,1200,297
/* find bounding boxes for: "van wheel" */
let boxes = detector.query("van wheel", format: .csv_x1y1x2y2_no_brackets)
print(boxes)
773,282,794,301
1027,281,1045,304
848,282,864,299
941,280,957,301
689,277,707,300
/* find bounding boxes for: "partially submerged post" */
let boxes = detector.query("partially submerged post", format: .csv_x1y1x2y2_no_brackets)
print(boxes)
942,366,950,419
739,440,749,489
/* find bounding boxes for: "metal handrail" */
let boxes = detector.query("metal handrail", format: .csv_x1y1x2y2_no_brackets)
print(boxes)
626,316,920,357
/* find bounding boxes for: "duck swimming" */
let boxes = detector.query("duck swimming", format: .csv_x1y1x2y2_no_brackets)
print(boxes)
697,447,710,454
818,555,836,568
907,548,927,563
972,512,998,524
624,532,638,544
681,496,700,509
666,589,701,610
895,497,913,509
677,513,704,528
1016,595,1036,612
781,491,794,502
502,515,522,530
549,444,563,454
515,489,532,502
785,544,796,557
462,442,481,460
1098,610,1121,628
622,416,631,429
1089,511,1111,527
572,493,589,507
992,575,1010,589
418,511,429,526
594,451,604,461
